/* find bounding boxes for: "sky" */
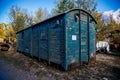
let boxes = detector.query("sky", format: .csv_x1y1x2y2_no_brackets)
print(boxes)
0,0,120,23
95,0,120,12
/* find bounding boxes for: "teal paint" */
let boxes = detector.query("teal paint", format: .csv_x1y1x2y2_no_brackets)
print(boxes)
16,9,97,70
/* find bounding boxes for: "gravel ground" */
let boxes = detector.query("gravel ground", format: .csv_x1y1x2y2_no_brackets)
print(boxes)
0,47,120,80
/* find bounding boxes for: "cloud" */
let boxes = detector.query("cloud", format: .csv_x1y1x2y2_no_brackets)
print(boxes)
102,9,120,24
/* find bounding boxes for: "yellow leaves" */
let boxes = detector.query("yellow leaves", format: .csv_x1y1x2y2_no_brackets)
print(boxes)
0,23,15,41
92,12,106,41
0,24,7,39
34,8,43,23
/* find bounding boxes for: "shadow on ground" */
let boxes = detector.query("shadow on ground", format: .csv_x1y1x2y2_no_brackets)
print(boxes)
0,48,120,80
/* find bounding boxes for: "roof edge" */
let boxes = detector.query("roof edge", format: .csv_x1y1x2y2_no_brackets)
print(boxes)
65,8,97,24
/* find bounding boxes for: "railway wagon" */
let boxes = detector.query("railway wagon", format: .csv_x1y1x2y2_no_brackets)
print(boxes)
16,9,97,70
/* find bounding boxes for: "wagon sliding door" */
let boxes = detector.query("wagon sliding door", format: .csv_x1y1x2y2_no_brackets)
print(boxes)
32,26,39,57
49,23,65,65
80,11,89,62
39,25,48,60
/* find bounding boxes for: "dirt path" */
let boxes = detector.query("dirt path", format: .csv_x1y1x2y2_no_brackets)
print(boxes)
0,48,120,80
0,53,39,80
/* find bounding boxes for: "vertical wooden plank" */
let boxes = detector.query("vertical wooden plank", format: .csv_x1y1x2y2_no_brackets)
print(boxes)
87,14,90,63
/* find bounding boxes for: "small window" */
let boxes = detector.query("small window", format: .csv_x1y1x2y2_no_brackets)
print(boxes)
40,31,47,40
89,17,94,23
74,13,79,22
56,20,60,24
